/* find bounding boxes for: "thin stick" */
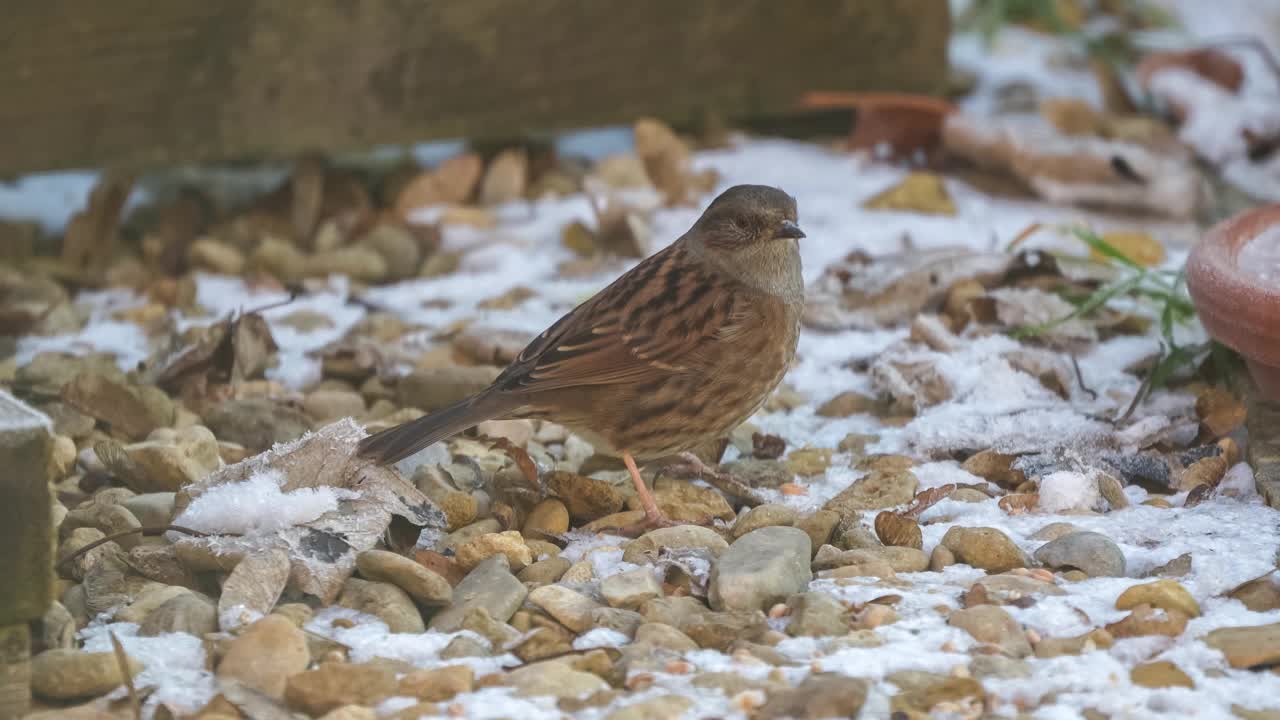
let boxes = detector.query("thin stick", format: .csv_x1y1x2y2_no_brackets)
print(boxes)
1072,353,1098,400
109,631,142,720
56,525,208,571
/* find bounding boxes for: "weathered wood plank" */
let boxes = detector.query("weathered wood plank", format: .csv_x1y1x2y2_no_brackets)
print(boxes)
0,393,52,719
0,392,54,627
0,0,950,175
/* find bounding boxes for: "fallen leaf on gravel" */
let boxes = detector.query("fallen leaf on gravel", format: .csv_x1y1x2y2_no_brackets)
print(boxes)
903,483,956,518
61,173,134,277
171,419,444,603
875,511,923,549
804,247,1012,330
634,118,718,206
1092,232,1165,267
1195,386,1247,438
863,173,957,215
999,493,1040,514
942,113,1200,218
1137,49,1245,99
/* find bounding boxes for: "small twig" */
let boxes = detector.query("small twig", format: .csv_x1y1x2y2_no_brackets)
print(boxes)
56,525,208,571
243,289,300,317
109,631,142,720
670,452,768,507
1118,344,1163,423
1071,353,1098,400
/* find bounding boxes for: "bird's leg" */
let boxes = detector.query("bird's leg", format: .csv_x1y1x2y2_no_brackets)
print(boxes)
666,451,767,507
607,452,679,536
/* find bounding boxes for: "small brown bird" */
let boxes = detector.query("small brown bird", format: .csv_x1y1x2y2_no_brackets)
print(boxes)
358,184,805,531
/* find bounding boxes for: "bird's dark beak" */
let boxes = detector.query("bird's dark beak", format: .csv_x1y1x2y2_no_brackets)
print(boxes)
778,219,806,240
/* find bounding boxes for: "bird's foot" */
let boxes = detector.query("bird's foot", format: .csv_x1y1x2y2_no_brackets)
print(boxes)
603,508,682,538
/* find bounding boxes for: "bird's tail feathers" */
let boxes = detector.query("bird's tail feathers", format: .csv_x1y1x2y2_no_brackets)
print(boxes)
356,393,510,465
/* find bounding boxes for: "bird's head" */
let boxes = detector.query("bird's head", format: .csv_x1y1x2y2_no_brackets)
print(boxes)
687,184,804,298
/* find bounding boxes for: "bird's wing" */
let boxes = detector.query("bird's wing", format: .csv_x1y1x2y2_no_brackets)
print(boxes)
492,244,745,394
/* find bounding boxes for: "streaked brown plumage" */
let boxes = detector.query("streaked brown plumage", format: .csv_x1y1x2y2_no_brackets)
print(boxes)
358,184,805,529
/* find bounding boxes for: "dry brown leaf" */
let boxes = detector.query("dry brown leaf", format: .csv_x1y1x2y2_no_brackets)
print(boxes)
863,173,957,216
1093,232,1166,267
802,92,957,161
61,172,135,275
903,483,956,519
171,419,443,603
1179,454,1229,491
394,154,485,218
941,113,1199,219
414,549,465,586
432,153,485,205
998,493,1040,514
1183,482,1213,508
290,154,327,242
874,511,923,549
490,437,540,490
1137,49,1245,97
751,432,786,460
634,117,717,206
479,149,529,205
1195,386,1247,438
1040,98,1105,136
803,247,1012,330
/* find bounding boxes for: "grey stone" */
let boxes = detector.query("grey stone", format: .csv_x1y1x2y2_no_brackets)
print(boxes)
948,605,1032,657
600,567,663,610
429,555,528,632
1034,531,1126,577
140,592,217,637
121,492,176,527
970,655,1032,679
622,525,728,564
709,526,812,612
786,592,849,637
634,622,698,651
589,607,644,637
756,672,869,719
941,526,1029,573
337,578,425,634
356,550,452,605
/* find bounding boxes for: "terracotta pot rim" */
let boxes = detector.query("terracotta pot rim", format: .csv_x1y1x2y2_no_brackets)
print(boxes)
1186,202,1280,399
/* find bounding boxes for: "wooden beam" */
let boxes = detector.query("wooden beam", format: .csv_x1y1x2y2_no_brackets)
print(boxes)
0,0,950,176
0,393,52,719
0,393,53,627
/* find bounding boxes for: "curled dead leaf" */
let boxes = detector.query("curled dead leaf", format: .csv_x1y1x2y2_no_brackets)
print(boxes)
1195,386,1247,439
801,92,957,161
1180,454,1228,491
863,173,957,216
1137,48,1244,97
874,510,923,550
634,117,717,206
903,483,955,519
479,149,529,205
998,493,1040,514
1093,232,1166,267
490,437,540,490
1183,482,1213,508
751,432,786,460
